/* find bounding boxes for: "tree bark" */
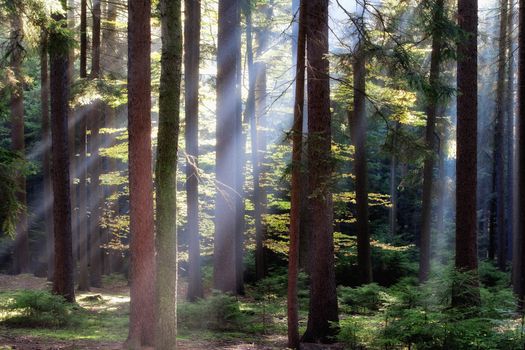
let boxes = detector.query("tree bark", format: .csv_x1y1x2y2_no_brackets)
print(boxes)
88,0,103,288
50,6,75,303
41,32,54,282
155,0,182,347
419,0,444,282
518,0,525,311
352,42,373,285
77,0,90,292
10,5,29,275
185,0,203,302
301,0,339,343
454,0,480,307
126,0,156,345
214,0,240,294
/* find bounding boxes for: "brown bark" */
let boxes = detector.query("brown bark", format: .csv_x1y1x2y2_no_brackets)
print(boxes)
88,0,103,288
41,32,54,282
301,0,339,343
518,0,525,311
126,0,156,345
214,0,240,293
288,1,306,347
454,0,480,307
185,0,203,302
10,8,29,275
77,0,90,292
419,0,444,283
50,8,75,303
352,43,372,285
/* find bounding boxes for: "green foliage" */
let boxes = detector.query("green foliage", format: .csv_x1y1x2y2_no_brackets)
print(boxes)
177,292,246,331
0,290,81,328
339,283,385,314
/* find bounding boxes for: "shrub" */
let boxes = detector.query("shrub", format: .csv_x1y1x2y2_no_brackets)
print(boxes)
178,291,246,331
0,290,80,328
339,283,385,314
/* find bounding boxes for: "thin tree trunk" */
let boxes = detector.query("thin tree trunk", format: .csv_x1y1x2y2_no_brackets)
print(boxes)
88,0,103,288
389,123,398,237
41,32,54,282
214,0,240,293
126,0,155,345
77,0,90,292
494,0,509,271
155,0,182,347
10,6,29,275
419,0,444,282
352,42,373,285
50,5,75,303
288,1,306,347
301,0,339,343
185,0,203,302
454,0,480,307
517,0,525,311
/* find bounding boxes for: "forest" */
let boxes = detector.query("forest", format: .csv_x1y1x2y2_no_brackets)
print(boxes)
0,0,524,348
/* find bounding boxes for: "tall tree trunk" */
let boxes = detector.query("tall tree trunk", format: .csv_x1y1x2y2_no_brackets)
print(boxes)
126,0,155,345
67,0,78,280
454,0,480,307
50,5,75,303
234,1,245,295
155,0,182,347
352,42,373,285
301,0,339,343
88,0,103,288
245,0,266,282
41,32,54,282
494,0,509,271
214,0,240,293
185,0,203,302
517,0,525,311
288,1,306,347
419,0,444,283
10,5,29,275
77,0,90,292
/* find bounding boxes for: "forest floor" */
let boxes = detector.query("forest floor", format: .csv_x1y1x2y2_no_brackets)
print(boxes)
0,274,289,350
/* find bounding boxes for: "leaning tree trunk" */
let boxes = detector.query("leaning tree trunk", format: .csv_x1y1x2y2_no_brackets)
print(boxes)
185,0,203,302
155,0,182,348
126,0,156,346
302,0,339,343
454,0,480,307
50,5,75,303
419,0,444,283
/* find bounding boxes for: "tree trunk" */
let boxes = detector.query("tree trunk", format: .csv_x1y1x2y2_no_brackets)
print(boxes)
126,0,156,346
454,0,480,307
301,0,339,343
352,42,373,285
77,0,90,292
50,6,75,303
517,0,525,311
214,0,240,294
389,123,399,237
419,0,444,282
185,0,203,302
10,6,29,275
88,0,103,288
288,1,306,347
41,32,54,282
155,0,182,347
